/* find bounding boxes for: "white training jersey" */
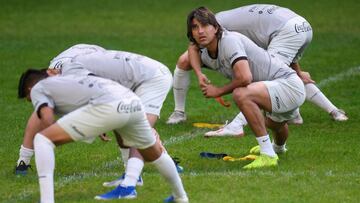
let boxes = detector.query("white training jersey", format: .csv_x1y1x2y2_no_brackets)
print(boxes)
61,50,161,91
216,4,298,48
30,75,136,116
49,44,106,69
200,31,295,82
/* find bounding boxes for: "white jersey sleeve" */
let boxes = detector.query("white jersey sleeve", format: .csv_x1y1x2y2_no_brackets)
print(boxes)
49,44,106,70
30,82,56,116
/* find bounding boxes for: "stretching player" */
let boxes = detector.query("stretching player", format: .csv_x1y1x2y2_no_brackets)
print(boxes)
15,45,182,190
167,4,347,137
18,69,188,202
185,7,306,168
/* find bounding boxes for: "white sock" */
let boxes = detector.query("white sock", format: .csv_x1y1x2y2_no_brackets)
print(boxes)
256,135,276,157
272,141,287,153
305,83,337,113
121,157,144,187
152,153,187,199
227,112,248,128
34,133,55,203
17,145,34,165
119,148,130,169
173,66,190,112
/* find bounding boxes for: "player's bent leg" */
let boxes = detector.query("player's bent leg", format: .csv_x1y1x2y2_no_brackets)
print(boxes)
34,124,74,203
167,53,191,124
138,144,188,202
305,83,348,121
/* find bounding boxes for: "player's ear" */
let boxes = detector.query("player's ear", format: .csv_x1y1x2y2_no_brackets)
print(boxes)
47,69,57,76
26,87,32,101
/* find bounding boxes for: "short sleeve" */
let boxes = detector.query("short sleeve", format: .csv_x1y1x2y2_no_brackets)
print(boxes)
222,36,248,67
30,82,55,116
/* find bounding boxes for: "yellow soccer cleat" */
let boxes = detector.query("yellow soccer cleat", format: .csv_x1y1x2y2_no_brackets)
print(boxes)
243,154,278,169
249,145,260,154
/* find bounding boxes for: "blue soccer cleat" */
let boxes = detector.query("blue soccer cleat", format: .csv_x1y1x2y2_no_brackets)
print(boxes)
102,173,143,187
15,160,31,175
164,195,189,203
95,185,137,200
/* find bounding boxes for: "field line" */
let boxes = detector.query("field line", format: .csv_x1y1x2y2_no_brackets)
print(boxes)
317,65,360,88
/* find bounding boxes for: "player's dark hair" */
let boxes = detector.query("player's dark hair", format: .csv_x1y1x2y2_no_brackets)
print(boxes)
18,68,48,98
187,6,223,45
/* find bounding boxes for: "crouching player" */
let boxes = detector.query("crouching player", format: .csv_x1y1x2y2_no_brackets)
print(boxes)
18,69,188,203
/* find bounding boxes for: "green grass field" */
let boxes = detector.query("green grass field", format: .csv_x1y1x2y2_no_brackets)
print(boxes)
1,0,360,202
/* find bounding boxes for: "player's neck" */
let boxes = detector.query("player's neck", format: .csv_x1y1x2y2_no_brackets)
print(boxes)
207,38,218,58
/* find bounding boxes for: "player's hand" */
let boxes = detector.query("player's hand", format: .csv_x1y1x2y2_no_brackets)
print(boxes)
197,73,210,88
99,133,111,142
201,84,221,98
299,71,315,84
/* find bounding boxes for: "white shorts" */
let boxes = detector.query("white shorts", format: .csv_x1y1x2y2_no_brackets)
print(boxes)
263,74,305,122
268,16,313,65
135,65,172,116
57,99,155,149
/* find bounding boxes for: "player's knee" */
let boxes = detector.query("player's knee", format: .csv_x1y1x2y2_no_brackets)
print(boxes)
34,133,55,149
176,52,191,70
232,88,249,106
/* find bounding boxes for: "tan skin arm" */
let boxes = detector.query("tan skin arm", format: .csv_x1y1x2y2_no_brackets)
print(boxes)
201,59,253,98
188,43,210,88
290,62,315,84
21,106,55,149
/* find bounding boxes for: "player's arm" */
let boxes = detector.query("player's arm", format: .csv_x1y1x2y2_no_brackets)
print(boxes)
290,62,314,84
201,58,252,98
22,112,46,149
37,104,56,128
188,43,209,87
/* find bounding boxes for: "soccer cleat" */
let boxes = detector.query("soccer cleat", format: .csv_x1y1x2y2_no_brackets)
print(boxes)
249,145,260,154
15,160,31,175
249,145,287,154
172,157,184,173
330,109,348,121
95,185,137,200
204,122,244,137
166,111,186,124
164,195,189,203
243,154,279,169
287,112,304,125
102,173,143,187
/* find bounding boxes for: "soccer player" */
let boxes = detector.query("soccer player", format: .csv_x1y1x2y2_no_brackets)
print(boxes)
184,7,306,168
18,69,188,202
15,44,181,189
167,4,348,136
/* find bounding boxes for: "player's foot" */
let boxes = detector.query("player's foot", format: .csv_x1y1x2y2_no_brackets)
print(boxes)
287,112,303,125
330,109,348,121
204,122,244,137
15,160,31,175
95,185,137,200
164,195,189,203
249,145,287,155
166,111,186,124
243,154,278,169
102,173,143,187
172,157,184,173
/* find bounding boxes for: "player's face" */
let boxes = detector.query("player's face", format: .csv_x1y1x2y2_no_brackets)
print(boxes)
191,18,218,47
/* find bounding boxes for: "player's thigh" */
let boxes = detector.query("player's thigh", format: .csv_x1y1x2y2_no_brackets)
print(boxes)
115,111,156,150
57,102,130,144
40,123,74,146
234,82,272,112
263,75,305,114
135,71,172,117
